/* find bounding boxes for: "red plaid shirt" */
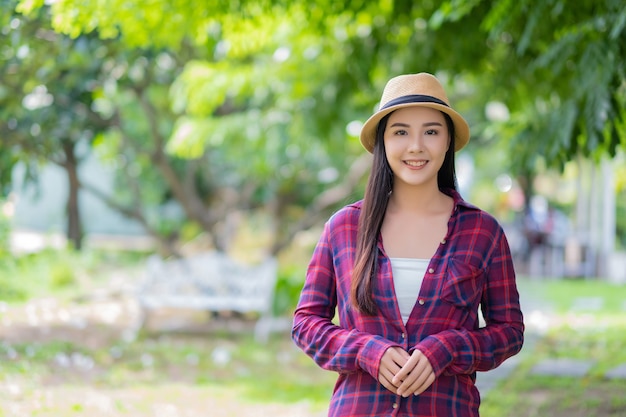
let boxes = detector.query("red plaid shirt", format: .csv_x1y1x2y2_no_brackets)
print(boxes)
292,189,524,417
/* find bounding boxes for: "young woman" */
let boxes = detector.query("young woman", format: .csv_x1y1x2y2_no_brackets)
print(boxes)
291,73,524,416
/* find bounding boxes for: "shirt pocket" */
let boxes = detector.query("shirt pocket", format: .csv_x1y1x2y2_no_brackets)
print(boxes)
440,258,484,309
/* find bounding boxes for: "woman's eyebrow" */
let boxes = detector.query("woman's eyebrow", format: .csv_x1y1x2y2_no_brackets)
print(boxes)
389,121,443,128
389,122,411,128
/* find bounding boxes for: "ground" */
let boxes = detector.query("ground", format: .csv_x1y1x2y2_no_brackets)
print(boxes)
0,295,327,417
2,281,625,417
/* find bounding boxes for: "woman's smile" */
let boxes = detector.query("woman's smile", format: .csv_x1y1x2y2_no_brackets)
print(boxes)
404,159,428,168
384,106,450,188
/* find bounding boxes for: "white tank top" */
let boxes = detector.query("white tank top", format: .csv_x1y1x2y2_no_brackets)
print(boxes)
389,258,429,324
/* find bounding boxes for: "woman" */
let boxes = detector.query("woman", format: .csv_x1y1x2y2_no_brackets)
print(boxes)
292,72,524,416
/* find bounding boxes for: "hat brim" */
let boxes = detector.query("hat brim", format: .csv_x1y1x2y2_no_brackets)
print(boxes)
359,102,470,153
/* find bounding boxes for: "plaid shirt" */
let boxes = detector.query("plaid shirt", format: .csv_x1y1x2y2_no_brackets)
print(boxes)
292,189,524,417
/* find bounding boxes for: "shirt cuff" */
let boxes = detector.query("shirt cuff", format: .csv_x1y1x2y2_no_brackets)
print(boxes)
413,334,455,377
357,336,400,379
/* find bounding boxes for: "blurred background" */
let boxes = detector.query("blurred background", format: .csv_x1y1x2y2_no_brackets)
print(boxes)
1,0,625,416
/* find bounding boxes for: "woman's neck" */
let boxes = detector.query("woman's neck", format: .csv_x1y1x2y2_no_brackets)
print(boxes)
388,183,450,214
382,183,454,259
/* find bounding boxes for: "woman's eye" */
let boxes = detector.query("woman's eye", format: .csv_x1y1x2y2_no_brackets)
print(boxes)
394,129,408,135
425,129,438,135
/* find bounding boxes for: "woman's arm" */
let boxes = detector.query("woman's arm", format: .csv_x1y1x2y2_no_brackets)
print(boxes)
415,226,524,377
291,220,399,379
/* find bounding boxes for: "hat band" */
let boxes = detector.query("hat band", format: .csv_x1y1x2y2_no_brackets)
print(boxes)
380,94,448,110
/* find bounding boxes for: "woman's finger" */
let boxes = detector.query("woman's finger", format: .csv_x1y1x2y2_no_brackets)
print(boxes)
379,373,399,394
391,351,419,386
396,350,436,397
378,347,409,392
412,372,436,396
400,365,433,396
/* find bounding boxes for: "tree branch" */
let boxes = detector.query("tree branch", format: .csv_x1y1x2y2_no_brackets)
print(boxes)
270,153,372,254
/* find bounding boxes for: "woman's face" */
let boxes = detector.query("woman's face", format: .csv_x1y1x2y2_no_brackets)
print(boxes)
383,107,450,189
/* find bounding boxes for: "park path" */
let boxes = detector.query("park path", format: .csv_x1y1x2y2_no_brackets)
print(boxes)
478,279,626,392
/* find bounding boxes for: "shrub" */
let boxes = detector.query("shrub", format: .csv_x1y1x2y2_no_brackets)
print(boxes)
50,261,77,288
273,264,305,316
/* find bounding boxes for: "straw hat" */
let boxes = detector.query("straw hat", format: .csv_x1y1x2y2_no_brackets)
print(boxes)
359,73,470,153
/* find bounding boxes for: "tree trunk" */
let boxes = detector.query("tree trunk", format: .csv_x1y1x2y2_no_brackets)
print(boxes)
62,140,83,250
129,91,224,251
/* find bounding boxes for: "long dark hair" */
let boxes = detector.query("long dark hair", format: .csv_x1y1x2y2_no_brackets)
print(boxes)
350,111,457,315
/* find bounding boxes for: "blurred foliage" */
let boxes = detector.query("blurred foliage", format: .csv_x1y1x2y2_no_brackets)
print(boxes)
0,1,126,249
14,0,625,166
2,0,625,256
0,207,26,301
0,267,28,302
273,263,307,316
0,248,147,302
0,206,10,258
484,0,626,169
616,159,626,250
522,279,626,314
617,194,626,250
49,261,77,289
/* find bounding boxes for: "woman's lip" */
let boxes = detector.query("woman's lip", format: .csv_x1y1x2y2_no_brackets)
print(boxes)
404,160,428,168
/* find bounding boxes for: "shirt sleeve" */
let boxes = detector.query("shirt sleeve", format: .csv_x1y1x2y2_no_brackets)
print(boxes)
291,220,398,379
415,226,524,377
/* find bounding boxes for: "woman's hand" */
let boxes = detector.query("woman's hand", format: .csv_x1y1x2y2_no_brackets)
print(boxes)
378,347,410,394
392,349,435,397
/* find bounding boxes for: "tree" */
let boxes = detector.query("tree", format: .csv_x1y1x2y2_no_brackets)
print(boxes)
475,0,626,168
8,0,387,256
0,3,115,249
8,0,626,259
1,2,197,254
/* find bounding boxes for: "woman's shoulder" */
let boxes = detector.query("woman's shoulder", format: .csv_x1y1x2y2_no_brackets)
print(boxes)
315,201,362,243
447,190,505,233
458,206,504,236
327,200,363,226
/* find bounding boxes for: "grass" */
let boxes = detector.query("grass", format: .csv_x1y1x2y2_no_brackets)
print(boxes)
480,277,626,417
0,248,148,303
0,247,331,415
0,332,336,416
2,249,626,416
0,333,333,394
519,278,626,314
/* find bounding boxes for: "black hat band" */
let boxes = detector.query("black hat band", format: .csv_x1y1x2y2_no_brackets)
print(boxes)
380,94,448,111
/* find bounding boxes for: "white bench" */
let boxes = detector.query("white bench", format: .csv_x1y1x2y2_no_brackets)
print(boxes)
136,251,280,342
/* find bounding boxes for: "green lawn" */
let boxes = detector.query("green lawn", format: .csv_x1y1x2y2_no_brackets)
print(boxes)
0,330,336,416
519,278,626,314
1,263,626,416
481,278,626,417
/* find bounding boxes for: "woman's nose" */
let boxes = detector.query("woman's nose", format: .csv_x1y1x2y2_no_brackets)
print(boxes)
407,134,423,152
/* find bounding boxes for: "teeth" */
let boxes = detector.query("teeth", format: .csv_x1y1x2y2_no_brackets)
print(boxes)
405,160,426,167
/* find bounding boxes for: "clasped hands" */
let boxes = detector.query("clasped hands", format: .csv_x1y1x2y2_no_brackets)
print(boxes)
378,347,435,397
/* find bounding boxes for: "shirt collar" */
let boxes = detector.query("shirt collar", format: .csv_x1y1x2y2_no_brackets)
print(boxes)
441,188,481,212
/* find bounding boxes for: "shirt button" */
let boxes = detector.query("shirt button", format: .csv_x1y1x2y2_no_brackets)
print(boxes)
441,239,446,244
392,403,398,409
428,268,435,274
418,299,425,305
401,333,405,339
